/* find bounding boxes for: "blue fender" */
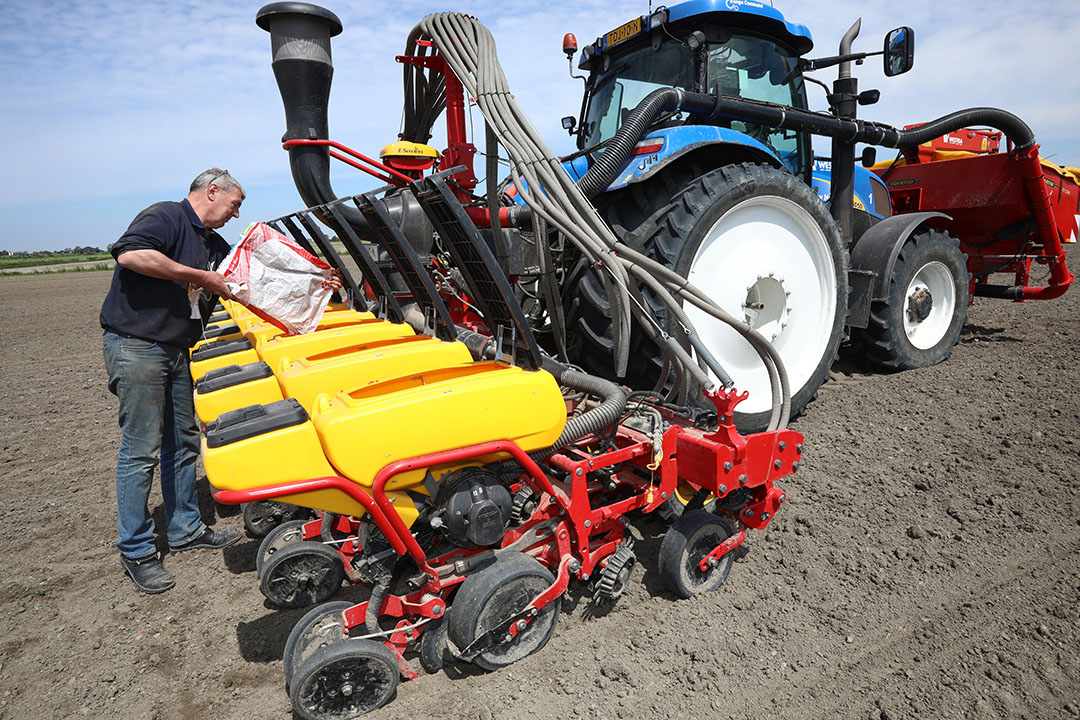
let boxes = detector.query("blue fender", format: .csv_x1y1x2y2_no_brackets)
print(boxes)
561,125,784,195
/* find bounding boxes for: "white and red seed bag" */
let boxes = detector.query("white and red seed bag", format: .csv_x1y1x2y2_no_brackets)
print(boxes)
217,222,338,335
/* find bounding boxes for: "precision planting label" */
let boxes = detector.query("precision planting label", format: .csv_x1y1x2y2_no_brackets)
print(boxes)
606,17,642,48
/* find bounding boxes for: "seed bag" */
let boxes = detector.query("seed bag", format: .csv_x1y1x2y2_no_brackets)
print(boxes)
217,222,337,335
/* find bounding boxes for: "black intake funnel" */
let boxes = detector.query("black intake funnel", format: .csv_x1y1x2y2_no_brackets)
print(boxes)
256,3,342,212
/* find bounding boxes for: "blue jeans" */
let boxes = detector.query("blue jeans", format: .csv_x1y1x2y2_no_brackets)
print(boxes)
103,330,206,559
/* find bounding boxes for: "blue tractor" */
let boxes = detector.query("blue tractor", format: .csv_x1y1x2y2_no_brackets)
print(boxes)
550,1,974,433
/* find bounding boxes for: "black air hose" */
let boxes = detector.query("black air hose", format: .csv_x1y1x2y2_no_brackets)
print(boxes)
454,328,628,460
530,357,629,461
890,108,1035,151
577,88,682,198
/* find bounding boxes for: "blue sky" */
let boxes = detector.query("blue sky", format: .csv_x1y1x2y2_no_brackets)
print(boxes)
1,0,1077,251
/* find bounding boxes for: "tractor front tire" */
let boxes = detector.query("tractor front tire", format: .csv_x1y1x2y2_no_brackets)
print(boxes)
855,229,969,370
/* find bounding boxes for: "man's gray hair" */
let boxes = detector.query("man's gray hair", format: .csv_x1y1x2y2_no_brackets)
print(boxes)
190,168,246,199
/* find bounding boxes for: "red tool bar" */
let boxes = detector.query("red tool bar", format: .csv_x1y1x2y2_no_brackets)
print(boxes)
210,476,407,555
283,138,415,186
371,440,559,587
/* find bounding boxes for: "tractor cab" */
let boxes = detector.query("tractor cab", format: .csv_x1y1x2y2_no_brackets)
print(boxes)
572,1,814,177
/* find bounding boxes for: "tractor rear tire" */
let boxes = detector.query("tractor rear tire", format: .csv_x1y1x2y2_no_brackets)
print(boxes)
855,229,969,370
564,162,848,432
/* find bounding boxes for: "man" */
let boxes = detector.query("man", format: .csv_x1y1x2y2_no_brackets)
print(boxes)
101,168,245,594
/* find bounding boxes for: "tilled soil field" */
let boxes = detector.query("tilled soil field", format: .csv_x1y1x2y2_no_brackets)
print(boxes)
0,263,1077,720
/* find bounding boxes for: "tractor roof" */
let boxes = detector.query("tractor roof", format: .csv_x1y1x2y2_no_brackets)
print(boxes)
579,0,813,69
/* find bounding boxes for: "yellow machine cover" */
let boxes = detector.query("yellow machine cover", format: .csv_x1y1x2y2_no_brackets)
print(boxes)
312,362,567,490
278,336,474,410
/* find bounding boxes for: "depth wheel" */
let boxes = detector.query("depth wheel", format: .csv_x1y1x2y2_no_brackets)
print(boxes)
256,519,308,577
446,552,560,671
856,228,969,370
658,510,735,599
260,540,345,609
284,600,354,689
242,500,311,538
564,162,847,431
290,639,399,720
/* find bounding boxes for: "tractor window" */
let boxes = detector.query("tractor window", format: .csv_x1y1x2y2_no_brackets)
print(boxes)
708,34,808,174
582,42,694,149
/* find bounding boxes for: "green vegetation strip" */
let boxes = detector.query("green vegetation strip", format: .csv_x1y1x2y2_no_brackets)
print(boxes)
0,253,112,270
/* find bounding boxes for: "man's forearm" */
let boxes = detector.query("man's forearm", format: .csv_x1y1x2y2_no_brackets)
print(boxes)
116,249,234,299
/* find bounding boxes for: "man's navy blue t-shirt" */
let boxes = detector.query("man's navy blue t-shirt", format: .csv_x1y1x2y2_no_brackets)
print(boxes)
100,199,231,349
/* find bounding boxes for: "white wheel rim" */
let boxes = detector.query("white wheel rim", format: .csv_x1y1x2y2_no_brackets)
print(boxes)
903,260,955,350
683,196,837,416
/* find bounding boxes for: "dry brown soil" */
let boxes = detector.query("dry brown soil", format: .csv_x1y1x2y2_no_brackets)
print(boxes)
1,261,1077,720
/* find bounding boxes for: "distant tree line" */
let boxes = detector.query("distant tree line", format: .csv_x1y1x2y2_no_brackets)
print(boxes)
0,246,105,257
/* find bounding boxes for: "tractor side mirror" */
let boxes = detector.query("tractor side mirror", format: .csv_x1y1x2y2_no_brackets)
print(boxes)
561,116,577,135
883,26,914,76
861,147,877,168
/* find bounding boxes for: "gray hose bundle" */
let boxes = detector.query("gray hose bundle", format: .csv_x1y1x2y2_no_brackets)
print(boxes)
412,13,791,430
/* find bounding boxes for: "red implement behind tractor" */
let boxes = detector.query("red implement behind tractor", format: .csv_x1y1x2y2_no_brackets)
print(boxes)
875,127,1077,302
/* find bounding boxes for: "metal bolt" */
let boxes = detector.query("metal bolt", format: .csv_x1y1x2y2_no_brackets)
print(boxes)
432,605,443,616
744,509,755,517
582,574,589,581
661,492,668,499
589,460,595,468
778,441,786,451
707,557,718,567
774,459,783,470
792,461,800,471
341,683,354,697
584,520,592,528
739,474,747,486
779,494,786,503
516,620,528,631
504,634,513,642
796,443,803,454
761,512,770,521
575,468,583,477
718,484,727,495
724,461,732,472
530,607,538,616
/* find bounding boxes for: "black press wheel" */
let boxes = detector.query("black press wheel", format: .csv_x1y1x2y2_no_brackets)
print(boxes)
284,600,354,689
855,228,969,370
260,540,345,609
289,639,399,720
418,617,454,674
242,500,312,538
563,162,848,432
256,519,309,578
658,510,735,599
446,552,560,671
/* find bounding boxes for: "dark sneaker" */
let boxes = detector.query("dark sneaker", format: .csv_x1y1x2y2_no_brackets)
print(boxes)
121,554,176,594
170,526,241,553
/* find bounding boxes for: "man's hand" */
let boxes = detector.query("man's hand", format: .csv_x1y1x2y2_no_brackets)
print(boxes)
325,270,344,293
198,271,236,301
